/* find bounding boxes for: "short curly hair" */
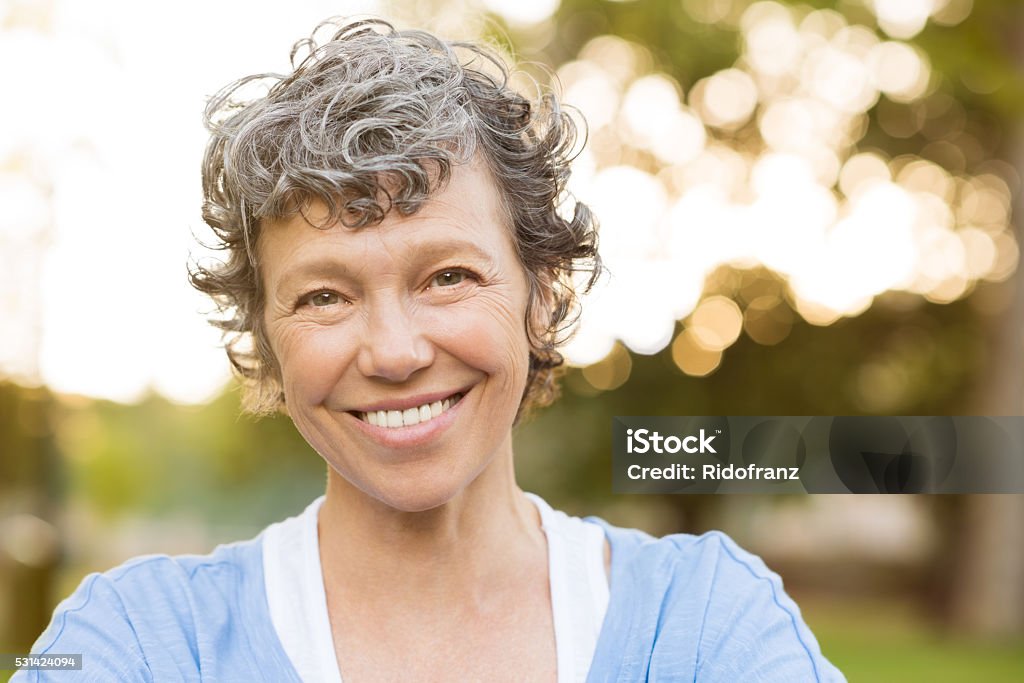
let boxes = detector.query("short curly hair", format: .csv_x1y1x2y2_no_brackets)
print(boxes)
191,18,600,417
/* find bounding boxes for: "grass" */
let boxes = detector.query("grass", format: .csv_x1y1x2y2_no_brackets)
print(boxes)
801,595,1024,682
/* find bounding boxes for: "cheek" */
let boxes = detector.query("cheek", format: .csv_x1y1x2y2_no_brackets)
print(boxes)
271,323,356,404
426,295,532,388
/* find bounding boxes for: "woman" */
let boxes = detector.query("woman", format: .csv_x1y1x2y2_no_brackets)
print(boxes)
20,19,844,682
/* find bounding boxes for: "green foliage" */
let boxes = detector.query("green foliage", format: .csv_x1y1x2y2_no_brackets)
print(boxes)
53,388,324,527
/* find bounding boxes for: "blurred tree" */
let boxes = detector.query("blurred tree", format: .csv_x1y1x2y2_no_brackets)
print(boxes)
494,0,1024,637
0,382,59,652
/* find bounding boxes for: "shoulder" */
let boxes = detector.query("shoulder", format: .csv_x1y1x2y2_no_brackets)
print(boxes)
53,537,261,631
108,536,258,587
592,521,793,617
19,535,292,682
601,522,787,591
587,519,846,682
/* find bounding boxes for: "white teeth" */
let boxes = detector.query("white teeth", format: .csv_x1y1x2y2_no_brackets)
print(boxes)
361,394,462,428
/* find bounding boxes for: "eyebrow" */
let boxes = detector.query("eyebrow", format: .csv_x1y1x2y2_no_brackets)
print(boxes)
272,237,499,289
407,237,499,264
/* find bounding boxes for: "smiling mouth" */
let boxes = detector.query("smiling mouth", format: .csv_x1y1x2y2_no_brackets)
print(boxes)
354,393,464,428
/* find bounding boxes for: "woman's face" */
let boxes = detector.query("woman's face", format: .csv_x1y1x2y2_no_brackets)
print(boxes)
260,161,533,512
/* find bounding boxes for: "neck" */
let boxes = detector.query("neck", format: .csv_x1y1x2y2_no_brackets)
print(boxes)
317,441,545,609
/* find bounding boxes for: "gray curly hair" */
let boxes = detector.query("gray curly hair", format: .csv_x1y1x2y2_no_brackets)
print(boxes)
191,17,600,416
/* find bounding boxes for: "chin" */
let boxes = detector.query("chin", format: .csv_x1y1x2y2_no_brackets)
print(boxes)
380,495,452,514
335,460,481,514
367,480,468,514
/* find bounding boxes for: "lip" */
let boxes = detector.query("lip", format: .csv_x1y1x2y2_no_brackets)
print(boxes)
346,386,473,450
350,386,471,413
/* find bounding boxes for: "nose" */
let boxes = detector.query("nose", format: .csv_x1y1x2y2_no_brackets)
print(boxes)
356,295,434,382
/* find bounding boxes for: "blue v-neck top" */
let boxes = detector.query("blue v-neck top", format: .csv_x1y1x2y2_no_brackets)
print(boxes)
16,517,845,682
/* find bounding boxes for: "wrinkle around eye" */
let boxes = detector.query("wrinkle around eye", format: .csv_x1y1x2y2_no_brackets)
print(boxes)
424,265,491,295
289,291,356,326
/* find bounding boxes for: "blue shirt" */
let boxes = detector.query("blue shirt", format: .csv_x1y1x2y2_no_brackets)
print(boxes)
17,518,845,682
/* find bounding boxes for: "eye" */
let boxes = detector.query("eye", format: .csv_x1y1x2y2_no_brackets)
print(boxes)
430,270,469,288
302,290,342,307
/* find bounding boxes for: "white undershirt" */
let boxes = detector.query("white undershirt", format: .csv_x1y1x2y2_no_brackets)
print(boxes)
262,494,609,683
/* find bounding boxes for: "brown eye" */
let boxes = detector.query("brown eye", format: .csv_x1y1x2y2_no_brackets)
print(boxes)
432,271,466,287
308,291,340,307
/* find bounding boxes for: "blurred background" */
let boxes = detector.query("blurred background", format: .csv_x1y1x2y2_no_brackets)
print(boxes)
2,0,1024,680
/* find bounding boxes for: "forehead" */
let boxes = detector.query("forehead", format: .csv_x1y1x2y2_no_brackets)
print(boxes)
258,161,516,278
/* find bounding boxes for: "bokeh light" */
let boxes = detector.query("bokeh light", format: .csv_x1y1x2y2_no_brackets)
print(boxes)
689,295,744,352
871,0,934,39
581,342,632,391
560,0,1017,370
671,328,723,377
481,0,560,26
